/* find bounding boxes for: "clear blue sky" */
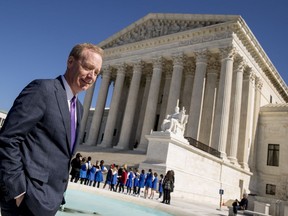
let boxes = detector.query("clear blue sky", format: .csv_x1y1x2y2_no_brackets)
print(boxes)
1,0,287,112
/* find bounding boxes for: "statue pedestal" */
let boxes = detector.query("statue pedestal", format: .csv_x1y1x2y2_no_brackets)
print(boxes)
139,131,253,205
142,131,189,166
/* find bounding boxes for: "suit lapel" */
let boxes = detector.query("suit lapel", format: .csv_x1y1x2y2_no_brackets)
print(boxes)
54,76,71,154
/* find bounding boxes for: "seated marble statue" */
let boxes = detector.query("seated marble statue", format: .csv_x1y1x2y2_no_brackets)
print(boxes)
161,103,188,136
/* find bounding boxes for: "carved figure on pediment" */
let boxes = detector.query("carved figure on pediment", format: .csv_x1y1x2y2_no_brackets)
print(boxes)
139,25,146,39
131,30,139,41
162,21,168,35
114,36,125,46
146,21,154,38
169,21,181,34
180,21,188,31
161,100,189,136
154,20,162,37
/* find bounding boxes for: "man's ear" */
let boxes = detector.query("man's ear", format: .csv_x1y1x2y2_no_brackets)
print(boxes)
67,56,74,68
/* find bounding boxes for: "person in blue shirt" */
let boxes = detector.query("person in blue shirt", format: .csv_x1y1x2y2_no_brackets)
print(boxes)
149,172,158,199
137,169,146,197
144,169,153,199
157,174,164,200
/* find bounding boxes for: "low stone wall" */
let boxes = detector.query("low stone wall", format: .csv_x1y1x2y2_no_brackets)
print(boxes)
140,132,252,206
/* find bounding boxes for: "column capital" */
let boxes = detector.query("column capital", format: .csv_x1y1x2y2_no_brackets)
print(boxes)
152,57,163,69
195,49,209,63
244,67,255,82
184,58,196,77
207,55,220,72
255,76,263,90
115,63,127,75
101,65,112,79
220,46,236,60
233,56,245,72
132,60,143,73
172,52,185,67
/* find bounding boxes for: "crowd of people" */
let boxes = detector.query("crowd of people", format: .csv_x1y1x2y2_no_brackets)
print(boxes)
70,153,175,205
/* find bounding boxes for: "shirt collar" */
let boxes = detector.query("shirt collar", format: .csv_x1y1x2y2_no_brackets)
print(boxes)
61,75,77,101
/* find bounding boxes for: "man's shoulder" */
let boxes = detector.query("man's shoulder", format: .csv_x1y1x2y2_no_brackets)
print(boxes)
29,77,63,91
28,77,60,87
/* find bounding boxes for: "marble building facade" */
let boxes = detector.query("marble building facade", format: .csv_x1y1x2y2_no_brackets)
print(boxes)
0,110,7,130
78,13,288,211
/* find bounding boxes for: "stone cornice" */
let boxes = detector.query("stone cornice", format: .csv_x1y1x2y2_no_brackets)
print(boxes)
234,17,288,101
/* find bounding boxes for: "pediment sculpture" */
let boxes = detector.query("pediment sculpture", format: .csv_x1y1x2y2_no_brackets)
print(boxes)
102,16,223,49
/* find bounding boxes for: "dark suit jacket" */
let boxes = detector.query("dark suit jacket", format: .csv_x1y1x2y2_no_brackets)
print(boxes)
0,76,83,215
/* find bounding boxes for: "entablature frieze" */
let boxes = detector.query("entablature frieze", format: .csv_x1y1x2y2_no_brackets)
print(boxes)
102,24,235,61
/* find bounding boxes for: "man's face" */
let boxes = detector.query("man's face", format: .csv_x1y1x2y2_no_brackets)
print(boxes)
66,49,103,94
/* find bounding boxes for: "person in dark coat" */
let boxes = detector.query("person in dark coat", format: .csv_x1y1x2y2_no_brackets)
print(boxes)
233,193,248,214
70,153,82,183
162,170,174,205
0,43,103,216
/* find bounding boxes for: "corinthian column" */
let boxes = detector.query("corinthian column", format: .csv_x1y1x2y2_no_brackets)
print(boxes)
158,64,172,130
86,66,111,146
238,67,255,170
181,58,195,114
198,55,220,145
101,64,126,148
186,49,208,140
227,56,245,164
166,53,184,115
135,71,152,147
211,47,236,158
249,76,263,171
117,61,143,149
138,57,163,152
79,81,96,144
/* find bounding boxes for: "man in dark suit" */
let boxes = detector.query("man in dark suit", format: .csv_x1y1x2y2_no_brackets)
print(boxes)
0,43,103,216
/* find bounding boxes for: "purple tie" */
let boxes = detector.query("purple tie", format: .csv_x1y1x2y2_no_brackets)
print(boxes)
70,96,76,151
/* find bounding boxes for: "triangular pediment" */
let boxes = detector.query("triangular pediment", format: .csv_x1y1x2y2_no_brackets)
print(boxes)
99,13,240,49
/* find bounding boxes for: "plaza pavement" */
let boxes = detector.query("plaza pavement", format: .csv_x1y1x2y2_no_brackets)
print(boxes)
73,145,229,216
66,182,229,216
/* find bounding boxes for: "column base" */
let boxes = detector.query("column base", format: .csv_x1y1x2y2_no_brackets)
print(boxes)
239,162,250,171
113,145,127,150
227,156,241,167
82,141,96,146
219,151,228,161
136,140,149,153
98,141,113,148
